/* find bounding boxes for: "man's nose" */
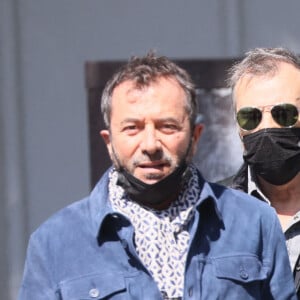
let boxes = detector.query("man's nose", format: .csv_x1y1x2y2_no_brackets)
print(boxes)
258,111,281,130
140,127,162,155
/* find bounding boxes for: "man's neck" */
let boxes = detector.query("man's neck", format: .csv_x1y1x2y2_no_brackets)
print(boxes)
258,173,300,216
145,194,178,210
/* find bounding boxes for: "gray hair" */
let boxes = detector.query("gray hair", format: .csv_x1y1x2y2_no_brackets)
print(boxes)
228,47,300,98
101,52,197,129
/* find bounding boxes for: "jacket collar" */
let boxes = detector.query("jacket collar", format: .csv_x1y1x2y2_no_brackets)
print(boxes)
88,167,224,241
232,163,268,203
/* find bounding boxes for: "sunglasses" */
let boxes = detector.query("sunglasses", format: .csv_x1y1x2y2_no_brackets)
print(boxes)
236,103,300,131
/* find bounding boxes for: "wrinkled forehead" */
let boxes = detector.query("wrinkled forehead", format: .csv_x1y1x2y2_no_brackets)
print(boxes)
233,64,300,109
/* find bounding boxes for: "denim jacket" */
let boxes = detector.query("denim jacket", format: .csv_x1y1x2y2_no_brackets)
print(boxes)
18,169,297,299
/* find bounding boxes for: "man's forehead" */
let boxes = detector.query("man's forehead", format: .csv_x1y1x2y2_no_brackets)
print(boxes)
112,77,183,99
235,73,272,90
115,80,142,92
111,81,153,105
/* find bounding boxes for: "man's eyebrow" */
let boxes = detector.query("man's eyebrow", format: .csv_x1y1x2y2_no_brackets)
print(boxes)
157,117,181,123
120,118,140,125
120,117,182,123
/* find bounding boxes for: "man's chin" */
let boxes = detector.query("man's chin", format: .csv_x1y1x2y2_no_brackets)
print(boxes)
135,172,167,185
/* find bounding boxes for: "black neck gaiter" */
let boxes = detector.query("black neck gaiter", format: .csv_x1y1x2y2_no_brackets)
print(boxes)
243,128,300,185
116,162,191,206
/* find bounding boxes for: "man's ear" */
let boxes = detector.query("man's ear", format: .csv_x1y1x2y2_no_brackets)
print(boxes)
100,129,110,144
191,124,204,155
100,129,112,158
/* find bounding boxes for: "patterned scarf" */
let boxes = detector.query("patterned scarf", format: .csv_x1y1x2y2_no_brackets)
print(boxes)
108,164,201,299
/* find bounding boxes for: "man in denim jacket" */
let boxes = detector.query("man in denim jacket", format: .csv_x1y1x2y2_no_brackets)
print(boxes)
19,53,297,299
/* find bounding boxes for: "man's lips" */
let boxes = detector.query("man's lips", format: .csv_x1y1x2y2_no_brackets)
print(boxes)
135,161,171,182
137,161,168,169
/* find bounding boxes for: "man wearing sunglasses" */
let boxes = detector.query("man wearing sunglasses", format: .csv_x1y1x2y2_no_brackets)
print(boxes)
222,47,300,296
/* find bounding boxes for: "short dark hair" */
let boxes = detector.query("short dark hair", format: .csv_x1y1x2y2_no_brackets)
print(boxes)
101,51,197,129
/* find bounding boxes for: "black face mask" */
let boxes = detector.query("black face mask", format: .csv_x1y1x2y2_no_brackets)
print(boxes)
116,162,191,207
243,128,300,185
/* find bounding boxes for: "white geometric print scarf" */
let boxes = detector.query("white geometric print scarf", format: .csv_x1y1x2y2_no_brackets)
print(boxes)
108,164,201,299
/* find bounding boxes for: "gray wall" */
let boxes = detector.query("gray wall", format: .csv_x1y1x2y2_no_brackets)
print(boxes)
1,0,300,298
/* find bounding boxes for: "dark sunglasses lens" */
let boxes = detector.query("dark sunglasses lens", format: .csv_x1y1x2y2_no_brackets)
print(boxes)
236,107,262,131
271,104,299,127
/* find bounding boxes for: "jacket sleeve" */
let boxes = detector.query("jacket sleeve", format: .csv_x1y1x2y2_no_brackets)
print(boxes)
18,233,59,300
263,212,297,299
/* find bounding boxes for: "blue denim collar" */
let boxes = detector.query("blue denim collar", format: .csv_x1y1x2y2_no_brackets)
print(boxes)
88,166,223,242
